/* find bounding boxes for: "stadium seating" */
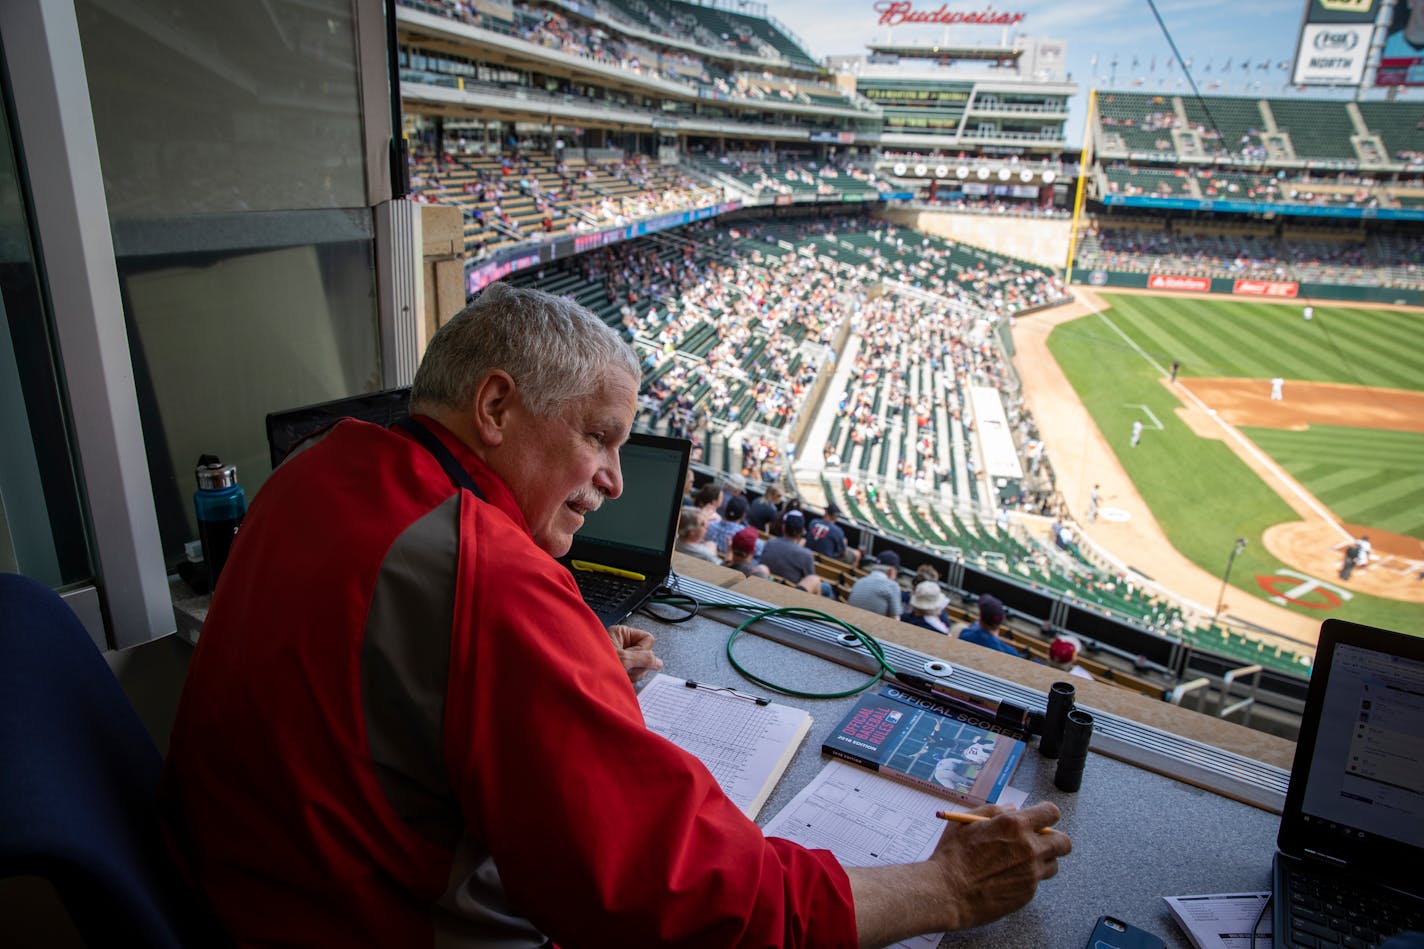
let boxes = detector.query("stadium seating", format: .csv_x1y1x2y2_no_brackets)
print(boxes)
393,0,1402,690
1269,99,1358,162
1076,217,1423,290
407,149,723,259
1180,95,1267,160
1103,165,1193,197
1356,101,1424,165
1095,92,1181,156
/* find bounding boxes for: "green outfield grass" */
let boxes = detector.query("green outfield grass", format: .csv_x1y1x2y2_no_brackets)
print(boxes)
1095,295,1423,390
1242,426,1424,541
1046,292,1424,633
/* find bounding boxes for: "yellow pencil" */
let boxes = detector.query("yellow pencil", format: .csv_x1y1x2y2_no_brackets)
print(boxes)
935,810,1056,835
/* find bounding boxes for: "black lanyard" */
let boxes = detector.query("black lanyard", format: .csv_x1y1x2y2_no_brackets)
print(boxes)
393,416,485,501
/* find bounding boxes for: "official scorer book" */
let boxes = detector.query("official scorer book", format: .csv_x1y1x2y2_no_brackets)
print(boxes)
822,686,1026,807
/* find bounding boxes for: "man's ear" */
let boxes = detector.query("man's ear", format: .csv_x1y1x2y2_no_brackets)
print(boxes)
471,370,518,447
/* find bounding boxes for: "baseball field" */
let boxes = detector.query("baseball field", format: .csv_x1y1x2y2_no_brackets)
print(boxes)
1038,290,1424,639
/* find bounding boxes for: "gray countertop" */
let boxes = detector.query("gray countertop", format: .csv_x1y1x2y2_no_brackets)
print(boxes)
637,577,1281,949
172,571,1283,948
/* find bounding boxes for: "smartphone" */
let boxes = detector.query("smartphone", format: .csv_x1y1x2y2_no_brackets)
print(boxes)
1084,915,1167,949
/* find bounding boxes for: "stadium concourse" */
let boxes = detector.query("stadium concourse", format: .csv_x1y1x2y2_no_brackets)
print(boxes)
1012,287,1424,652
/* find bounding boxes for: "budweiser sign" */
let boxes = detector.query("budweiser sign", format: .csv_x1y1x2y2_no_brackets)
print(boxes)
1148,274,1211,292
1233,279,1299,297
872,2,1027,27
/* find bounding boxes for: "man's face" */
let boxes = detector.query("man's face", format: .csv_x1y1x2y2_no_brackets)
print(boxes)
501,368,638,556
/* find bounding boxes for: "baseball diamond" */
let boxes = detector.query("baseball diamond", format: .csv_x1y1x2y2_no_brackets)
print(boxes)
1019,288,1423,648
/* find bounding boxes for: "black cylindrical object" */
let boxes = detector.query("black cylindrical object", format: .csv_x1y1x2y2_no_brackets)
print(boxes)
1053,708,1094,792
1038,681,1077,758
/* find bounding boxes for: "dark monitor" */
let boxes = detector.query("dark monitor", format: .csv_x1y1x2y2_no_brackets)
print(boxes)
265,388,410,468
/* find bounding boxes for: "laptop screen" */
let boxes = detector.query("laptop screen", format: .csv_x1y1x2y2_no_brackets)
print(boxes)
572,434,689,558
1279,619,1424,870
1301,641,1424,847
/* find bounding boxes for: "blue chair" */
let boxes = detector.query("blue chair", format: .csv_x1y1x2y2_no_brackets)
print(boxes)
0,573,228,947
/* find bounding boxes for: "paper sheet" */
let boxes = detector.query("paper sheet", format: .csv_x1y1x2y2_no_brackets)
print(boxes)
1163,892,1271,949
638,674,811,819
762,759,1028,949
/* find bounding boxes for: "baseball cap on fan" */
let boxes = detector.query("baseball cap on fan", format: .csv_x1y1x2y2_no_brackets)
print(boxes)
977,594,1005,626
731,525,759,556
1050,634,1082,666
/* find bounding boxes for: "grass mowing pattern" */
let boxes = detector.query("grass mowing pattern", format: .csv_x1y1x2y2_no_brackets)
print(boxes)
1093,297,1423,390
1242,426,1424,541
1047,293,1424,632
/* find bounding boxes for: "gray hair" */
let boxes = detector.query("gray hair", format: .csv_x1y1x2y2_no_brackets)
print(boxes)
410,282,640,417
677,506,704,540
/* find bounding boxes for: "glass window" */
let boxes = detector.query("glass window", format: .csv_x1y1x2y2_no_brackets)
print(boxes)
0,80,94,585
76,0,368,214
76,0,383,564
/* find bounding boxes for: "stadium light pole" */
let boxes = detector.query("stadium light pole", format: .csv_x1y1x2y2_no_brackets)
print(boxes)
1213,537,1248,623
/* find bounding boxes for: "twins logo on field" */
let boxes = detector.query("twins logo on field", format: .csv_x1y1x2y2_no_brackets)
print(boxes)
1255,570,1353,611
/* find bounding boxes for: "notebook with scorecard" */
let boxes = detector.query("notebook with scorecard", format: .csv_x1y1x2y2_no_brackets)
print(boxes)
1272,618,1424,948
560,431,691,627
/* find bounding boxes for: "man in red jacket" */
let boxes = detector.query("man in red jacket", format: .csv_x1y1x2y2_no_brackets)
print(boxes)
162,282,1068,948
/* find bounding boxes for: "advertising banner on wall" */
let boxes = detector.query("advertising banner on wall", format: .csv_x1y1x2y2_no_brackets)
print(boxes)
1377,0,1424,86
1148,274,1211,292
1234,279,1301,297
1291,0,1383,86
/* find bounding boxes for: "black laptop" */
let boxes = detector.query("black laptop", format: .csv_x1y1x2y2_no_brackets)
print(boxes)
1272,618,1424,948
559,431,691,627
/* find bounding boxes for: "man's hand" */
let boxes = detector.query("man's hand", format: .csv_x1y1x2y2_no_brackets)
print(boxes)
845,801,1070,946
608,624,663,682
925,802,1070,931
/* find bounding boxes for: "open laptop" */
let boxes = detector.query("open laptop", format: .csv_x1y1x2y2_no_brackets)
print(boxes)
559,431,691,627
1272,618,1424,948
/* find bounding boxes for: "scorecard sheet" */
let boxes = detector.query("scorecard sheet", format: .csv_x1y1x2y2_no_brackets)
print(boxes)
638,673,812,819
762,759,1028,949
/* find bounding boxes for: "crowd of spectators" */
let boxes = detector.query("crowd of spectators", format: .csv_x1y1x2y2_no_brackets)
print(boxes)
602,214,1210,637
406,148,721,257
1077,222,1424,289
634,227,852,437
857,222,1068,316
828,284,1002,501
515,213,1064,506
1098,104,1181,153
699,154,887,200
399,0,852,109
1099,164,1414,210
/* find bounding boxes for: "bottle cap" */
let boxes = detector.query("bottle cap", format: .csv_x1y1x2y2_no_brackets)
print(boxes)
196,462,238,490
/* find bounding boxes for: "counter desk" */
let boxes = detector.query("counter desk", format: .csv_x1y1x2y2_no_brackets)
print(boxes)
171,558,1297,949
640,564,1294,949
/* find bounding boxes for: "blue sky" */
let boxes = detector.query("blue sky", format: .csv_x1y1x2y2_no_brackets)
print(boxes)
768,0,1418,147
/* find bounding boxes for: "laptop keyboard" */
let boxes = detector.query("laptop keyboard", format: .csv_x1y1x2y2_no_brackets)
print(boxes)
572,571,637,612
1282,863,1424,948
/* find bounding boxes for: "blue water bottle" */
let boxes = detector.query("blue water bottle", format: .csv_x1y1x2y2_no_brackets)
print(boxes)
194,454,247,589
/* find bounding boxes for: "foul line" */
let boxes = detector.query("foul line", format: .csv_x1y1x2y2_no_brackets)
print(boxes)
1087,299,1353,543
1124,403,1163,429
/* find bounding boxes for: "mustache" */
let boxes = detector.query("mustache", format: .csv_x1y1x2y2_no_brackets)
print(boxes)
569,489,605,513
